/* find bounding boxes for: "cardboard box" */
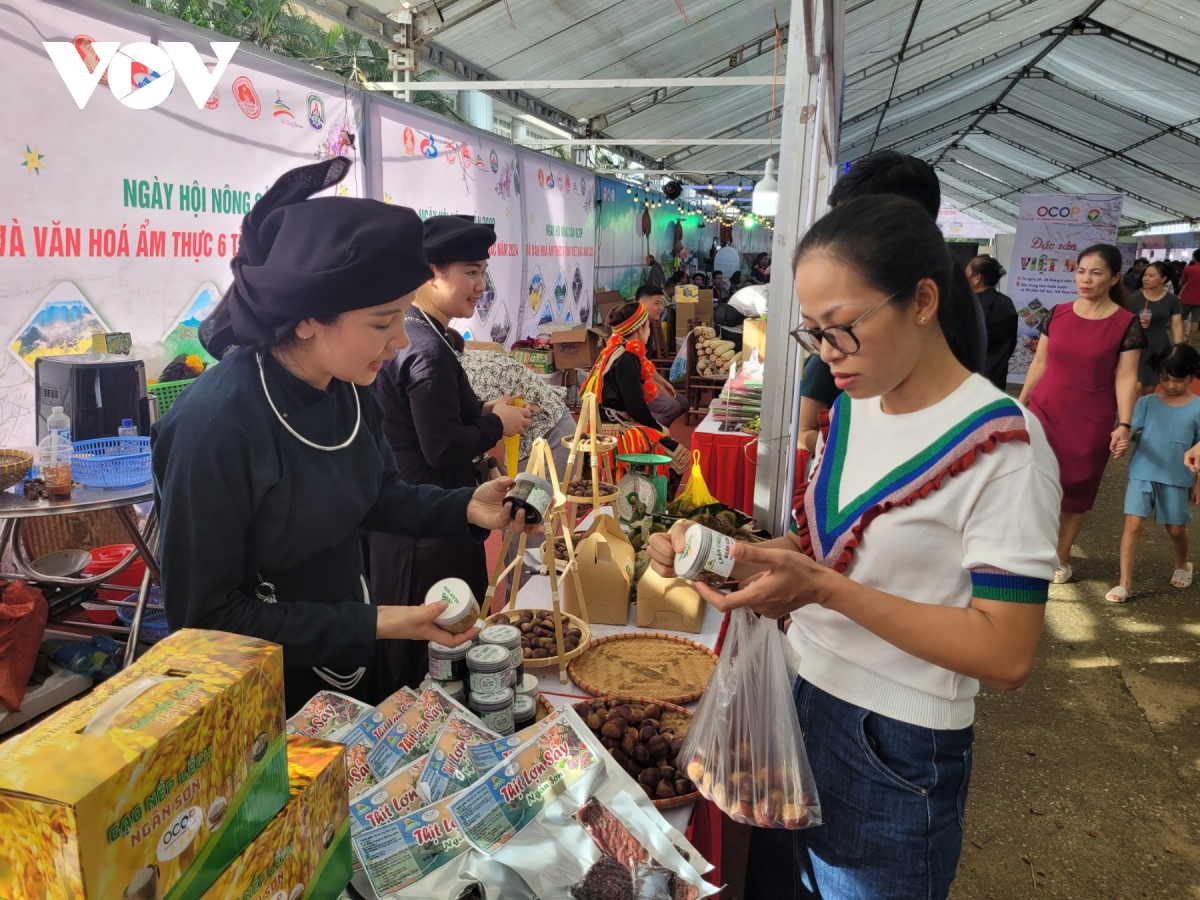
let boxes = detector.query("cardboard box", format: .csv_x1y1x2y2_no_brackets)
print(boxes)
464,340,505,353
509,347,555,373
91,331,132,355
675,300,699,337
595,290,626,331
200,736,352,900
636,569,706,634
675,285,714,324
548,327,604,370
0,629,289,900
742,317,768,362
563,514,635,626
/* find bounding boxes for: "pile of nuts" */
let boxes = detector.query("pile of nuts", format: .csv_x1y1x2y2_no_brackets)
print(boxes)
573,698,696,803
22,477,47,500
566,479,617,497
683,749,812,828
492,609,583,659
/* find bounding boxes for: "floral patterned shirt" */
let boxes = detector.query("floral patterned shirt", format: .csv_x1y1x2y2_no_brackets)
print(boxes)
459,350,568,460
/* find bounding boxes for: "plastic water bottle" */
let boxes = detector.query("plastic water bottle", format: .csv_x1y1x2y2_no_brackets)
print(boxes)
46,406,71,443
37,431,73,502
118,418,138,454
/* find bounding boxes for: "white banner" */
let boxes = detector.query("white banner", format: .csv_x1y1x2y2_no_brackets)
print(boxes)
1006,193,1123,382
517,150,596,338
0,0,362,445
369,101,524,346
937,204,998,239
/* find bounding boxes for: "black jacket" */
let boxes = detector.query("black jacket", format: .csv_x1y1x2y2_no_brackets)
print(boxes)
977,287,1018,392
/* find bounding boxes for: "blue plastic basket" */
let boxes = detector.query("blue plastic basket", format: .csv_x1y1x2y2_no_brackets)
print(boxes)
70,437,152,489
116,586,169,643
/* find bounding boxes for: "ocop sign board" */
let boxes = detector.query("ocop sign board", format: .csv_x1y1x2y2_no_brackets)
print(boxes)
44,40,238,109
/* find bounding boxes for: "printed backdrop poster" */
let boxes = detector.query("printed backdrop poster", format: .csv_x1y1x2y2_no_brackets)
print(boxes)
595,177,704,298
1006,193,1123,382
517,150,595,338
0,0,362,445
369,101,523,347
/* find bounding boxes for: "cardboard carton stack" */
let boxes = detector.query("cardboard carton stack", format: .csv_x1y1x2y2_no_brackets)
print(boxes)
0,630,351,900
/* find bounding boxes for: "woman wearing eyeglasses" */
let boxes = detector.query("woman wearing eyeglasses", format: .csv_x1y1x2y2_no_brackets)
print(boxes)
648,196,1060,900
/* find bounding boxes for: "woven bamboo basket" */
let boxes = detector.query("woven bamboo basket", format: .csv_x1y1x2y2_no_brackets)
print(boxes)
0,449,32,492
568,632,718,705
485,609,592,669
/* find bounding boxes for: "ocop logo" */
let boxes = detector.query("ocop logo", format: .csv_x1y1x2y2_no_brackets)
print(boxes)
1036,205,1080,220
44,40,238,110
157,805,202,862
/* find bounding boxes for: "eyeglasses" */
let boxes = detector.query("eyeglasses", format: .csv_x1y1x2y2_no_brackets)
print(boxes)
789,290,905,355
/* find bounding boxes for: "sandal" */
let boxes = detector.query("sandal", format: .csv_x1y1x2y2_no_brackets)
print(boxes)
1052,564,1073,585
1105,586,1131,604
1170,562,1193,588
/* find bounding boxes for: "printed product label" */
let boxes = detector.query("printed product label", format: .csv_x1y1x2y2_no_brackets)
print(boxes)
525,483,551,515
415,713,500,804
428,656,454,681
509,647,523,670
707,533,736,578
365,691,450,780
469,669,514,695
286,691,371,739
354,796,467,896
448,713,598,854
480,708,514,736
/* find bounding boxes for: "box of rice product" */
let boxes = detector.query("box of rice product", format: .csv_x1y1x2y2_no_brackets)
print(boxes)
0,629,288,900
200,736,352,900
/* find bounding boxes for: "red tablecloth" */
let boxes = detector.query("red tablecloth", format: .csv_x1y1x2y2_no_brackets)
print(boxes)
692,417,758,512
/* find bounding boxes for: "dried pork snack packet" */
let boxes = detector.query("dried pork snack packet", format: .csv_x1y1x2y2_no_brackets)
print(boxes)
465,719,544,771
337,687,420,795
452,708,718,900
287,690,372,739
366,689,452,780
416,711,501,804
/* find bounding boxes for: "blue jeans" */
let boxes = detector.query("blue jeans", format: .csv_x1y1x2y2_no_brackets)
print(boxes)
745,679,974,900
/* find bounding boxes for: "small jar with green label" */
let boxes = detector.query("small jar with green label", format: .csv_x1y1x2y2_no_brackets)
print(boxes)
512,694,537,729
469,688,515,735
480,623,523,680
674,522,737,581
503,472,554,526
466,644,515,695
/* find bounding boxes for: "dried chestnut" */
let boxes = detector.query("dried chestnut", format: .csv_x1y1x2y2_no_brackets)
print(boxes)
657,765,676,782
600,737,618,751
600,718,627,739
492,614,511,625
519,622,534,633
612,705,633,722
670,739,684,758
620,733,637,757
590,698,608,710
674,779,691,796
643,703,663,720
639,725,658,744
637,768,660,788
587,713,603,730
631,745,651,765
611,749,629,767
573,702,591,718
655,781,676,800
627,707,643,725
647,736,669,760
531,648,550,658
643,719,661,731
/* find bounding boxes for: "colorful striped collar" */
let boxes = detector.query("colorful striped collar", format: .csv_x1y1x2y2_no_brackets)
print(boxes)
803,393,1029,569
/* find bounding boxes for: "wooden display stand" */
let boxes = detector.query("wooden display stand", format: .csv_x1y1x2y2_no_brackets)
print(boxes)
560,392,619,526
485,435,588,685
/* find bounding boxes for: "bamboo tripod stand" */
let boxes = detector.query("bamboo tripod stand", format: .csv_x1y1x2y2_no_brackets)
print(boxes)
484,392,611,684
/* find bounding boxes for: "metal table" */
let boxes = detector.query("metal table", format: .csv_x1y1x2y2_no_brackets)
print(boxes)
0,483,159,668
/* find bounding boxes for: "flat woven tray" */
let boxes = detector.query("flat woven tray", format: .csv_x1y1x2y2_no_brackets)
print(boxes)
486,609,592,669
568,633,718,705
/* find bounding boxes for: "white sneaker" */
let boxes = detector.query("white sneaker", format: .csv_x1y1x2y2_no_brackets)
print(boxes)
1052,564,1072,585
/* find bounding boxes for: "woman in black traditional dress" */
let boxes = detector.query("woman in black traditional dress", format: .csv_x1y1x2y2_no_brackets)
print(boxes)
371,216,532,689
152,160,532,714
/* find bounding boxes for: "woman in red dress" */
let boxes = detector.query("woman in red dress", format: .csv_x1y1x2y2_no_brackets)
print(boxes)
1020,244,1146,584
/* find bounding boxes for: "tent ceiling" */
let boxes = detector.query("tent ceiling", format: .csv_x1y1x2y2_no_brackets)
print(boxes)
359,0,1200,227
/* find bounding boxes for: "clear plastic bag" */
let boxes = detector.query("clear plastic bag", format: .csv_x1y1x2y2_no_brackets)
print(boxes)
678,608,821,829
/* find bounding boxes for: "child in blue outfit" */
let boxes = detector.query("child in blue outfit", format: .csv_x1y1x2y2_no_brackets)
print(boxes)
1109,344,1200,603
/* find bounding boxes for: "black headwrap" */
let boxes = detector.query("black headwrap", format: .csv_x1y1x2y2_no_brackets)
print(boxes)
422,215,497,266
200,158,431,359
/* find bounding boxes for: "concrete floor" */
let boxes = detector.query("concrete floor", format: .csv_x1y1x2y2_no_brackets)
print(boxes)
952,451,1200,899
